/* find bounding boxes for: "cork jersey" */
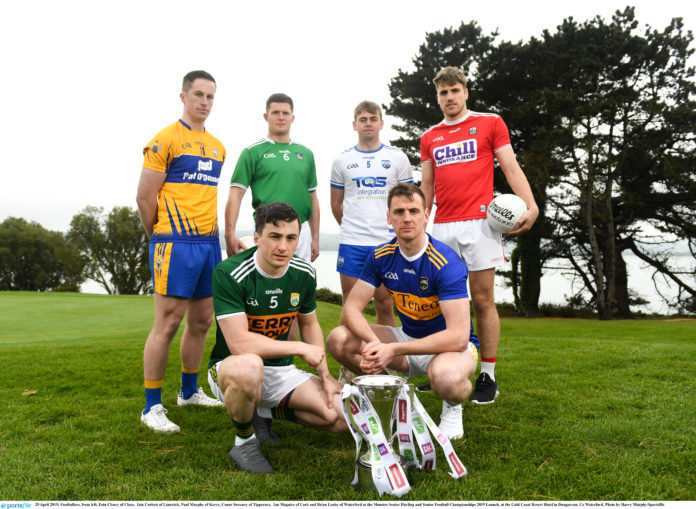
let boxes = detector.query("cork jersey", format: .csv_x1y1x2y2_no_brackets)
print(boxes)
420,112,511,223
143,120,226,241
359,234,469,338
330,144,413,246
230,138,317,223
210,247,317,367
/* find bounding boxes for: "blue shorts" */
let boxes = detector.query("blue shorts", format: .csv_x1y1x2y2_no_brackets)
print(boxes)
336,244,375,278
149,240,221,298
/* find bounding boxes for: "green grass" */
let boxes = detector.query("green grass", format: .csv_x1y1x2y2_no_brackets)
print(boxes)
0,292,694,500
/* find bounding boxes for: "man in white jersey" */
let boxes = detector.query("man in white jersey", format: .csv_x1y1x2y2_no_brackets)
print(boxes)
330,100,413,324
420,66,539,407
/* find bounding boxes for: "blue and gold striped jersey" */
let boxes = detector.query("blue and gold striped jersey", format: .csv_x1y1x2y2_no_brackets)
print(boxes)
359,234,469,338
143,120,226,241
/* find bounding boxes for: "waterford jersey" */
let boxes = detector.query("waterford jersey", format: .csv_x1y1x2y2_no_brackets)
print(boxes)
143,120,226,241
420,112,511,223
210,247,317,367
231,138,317,223
359,234,469,338
330,144,413,246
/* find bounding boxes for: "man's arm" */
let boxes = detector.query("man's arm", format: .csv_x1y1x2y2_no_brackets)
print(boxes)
298,311,342,407
224,186,248,256
341,279,381,339
135,168,166,238
217,313,323,366
330,187,344,225
420,160,435,215
309,190,320,261
496,147,539,234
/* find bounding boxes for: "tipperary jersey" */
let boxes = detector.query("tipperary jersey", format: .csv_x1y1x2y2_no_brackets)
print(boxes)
420,111,511,223
210,247,317,367
330,144,413,246
143,120,226,241
231,138,317,223
359,234,469,339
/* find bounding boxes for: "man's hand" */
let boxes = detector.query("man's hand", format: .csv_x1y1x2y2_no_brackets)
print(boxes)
360,342,395,374
320,374,343,409
225,234,247,257
311,237,320,262
508,205,539,235
300,343,325,370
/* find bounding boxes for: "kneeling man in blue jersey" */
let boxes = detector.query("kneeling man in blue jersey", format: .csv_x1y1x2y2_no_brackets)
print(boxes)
208,202,347,474
327,183,476,440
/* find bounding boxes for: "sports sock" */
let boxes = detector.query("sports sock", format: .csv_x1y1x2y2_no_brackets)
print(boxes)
272,407,297,422
180,367,199,400
144,379,163,413
232,417,254,445
480,357,496,380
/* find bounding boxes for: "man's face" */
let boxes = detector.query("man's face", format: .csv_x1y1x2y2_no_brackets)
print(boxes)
264,102,295,137
353,110,383,142
255,220,300,273
436,82,468,121
180,78,216,124
387,194,429,243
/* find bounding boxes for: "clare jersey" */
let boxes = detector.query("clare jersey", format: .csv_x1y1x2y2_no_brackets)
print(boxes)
330,144,413,245
420,112,511,223
231,138,317,223
143,120,226,241
359,234,469,338
210,247,317,367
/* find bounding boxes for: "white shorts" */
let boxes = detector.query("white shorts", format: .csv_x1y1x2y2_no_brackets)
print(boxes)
208,362,314,408
433,218,506,271
390,327,479,378
296,221,311,261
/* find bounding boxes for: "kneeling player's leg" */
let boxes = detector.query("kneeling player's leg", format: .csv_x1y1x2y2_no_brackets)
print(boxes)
428,350,475,405
286,377,348,433
326,325,365,373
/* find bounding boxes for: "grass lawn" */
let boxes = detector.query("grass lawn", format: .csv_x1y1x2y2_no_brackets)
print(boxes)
0,292,694,500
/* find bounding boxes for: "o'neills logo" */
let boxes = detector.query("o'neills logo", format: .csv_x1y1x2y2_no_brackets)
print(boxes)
489,201,516,221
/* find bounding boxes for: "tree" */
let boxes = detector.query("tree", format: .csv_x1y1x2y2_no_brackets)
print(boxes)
67,206,151,295
0,217,85,291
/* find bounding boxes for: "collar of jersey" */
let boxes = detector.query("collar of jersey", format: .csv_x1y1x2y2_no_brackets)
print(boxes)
253,251,290,279
442,111,472,126
398,233,430,262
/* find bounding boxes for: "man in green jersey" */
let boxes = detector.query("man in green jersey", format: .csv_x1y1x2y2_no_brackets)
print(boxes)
225,93,320,262
209,202,345,474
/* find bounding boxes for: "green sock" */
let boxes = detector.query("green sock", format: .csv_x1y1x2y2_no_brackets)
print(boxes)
272,406,297,423
232,418,254,440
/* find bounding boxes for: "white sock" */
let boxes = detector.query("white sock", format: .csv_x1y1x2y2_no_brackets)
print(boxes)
234,433,257,447
257,406,272,419
480,361,496,381
443,400,461,410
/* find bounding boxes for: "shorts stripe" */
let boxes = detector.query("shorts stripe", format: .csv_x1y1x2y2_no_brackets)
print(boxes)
153,242,173,294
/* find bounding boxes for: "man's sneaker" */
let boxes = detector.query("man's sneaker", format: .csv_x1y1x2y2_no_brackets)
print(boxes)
338,366,355,384
469,373,499,405
438,401,463,440
229,438,273,474
252,410,280,444
141,404,181,433
416,382,432,392
177,387,224,407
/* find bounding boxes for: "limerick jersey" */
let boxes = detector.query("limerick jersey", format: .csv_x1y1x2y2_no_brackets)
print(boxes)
330,144,413,245
420,112,511,224
210,247,317,368
359,234,469,339
143,119,226,241
231,138,317,223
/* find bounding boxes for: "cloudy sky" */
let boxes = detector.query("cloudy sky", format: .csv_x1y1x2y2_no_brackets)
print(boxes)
2,0,694,236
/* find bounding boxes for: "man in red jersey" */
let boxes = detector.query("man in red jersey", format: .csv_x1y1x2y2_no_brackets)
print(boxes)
420,66,538,411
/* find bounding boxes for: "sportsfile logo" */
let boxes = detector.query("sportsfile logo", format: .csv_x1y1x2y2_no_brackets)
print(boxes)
433,139,477,166
1,505,31,509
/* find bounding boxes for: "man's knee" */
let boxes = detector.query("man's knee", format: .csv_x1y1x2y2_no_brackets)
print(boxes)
326,326,350,358
219,354,264,395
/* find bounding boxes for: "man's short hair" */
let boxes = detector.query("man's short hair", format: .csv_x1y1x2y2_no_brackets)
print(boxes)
433,66,467,89
388,183,426,209
266,93,294,112
255,202,301,234
182,70,216,92
353,100,382,120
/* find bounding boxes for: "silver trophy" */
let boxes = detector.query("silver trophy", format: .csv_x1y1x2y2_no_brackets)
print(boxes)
349,374,408,491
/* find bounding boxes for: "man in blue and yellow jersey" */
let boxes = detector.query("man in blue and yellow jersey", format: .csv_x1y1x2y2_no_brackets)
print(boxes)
136,70,226,433
327,183,477,441
224,93,320,262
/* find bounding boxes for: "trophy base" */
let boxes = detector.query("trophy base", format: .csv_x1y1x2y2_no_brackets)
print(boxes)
354,455,414,493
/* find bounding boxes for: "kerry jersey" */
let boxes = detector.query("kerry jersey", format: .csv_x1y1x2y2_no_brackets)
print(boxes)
143,120,226,241
210,247,317,367
231,138,317,223
359,234,469,338
330,144,413,246
420,112,511,223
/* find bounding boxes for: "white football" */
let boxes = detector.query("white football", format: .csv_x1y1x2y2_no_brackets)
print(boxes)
486,194,527,233
239,235,255,250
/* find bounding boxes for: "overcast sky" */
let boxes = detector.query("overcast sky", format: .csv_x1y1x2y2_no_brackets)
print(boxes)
2,0,694,236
